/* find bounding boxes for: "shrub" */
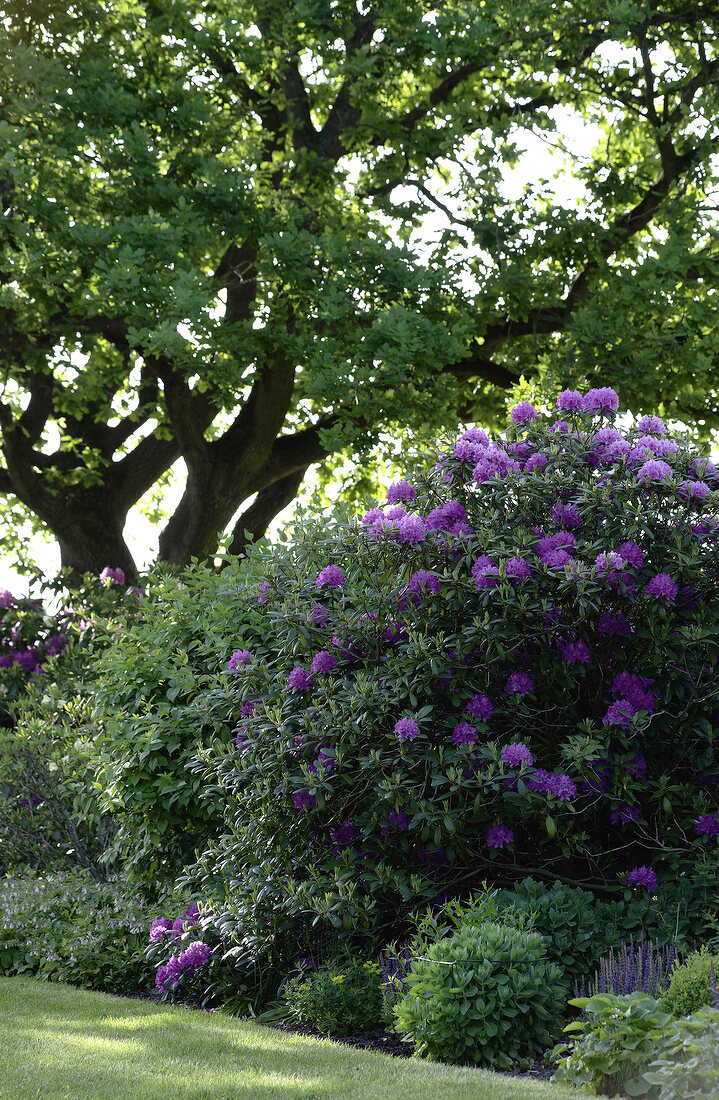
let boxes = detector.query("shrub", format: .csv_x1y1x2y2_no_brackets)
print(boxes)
644,1007,719,1100
281,956,383,1036
0,869,165,993
91,558,268,888
186,389,719,961
379,884,532,1022
553,991,674,1097
662,947,719,1017
392,919,564,1067
0,570,147,877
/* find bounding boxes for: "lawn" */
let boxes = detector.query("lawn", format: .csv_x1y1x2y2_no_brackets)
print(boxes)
0,977,585,1100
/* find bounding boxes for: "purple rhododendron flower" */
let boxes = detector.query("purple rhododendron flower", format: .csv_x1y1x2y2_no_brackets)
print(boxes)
397,514,427,545
595,551,626,572
330,819,360,848
547,774,577,801
627,865,657,892
501,742,533,766
560,639,590,665
466,693,493,722
637,459,672,483
452,722,477,746
472,445,520,483
240,698,259,717
361,507,384,526
584,387,619,414
257,581,271,604
235,727,249,751
178,941,212,972
603,698,636,728
100,566,125,586
292,791,316,812
598,611,633,639
505,556,532,580
381,810,409,836
394,717,419,741
472,554,499,589
637,414,666,436
386,480,416,504
510,400,538,425
453,438,488,462
288,666,313,691
311,650,337,675
0,589,14,609
309,603,330,626
696,814,719,837
228,649,252,672
556,389,585,412
506,671,533,697
149,917,173,943
610,804,641,826
486,824,514,849
461,427,490,446
680,479,711,502
617,540,644,569
551,501,582,528
316,565,346,589
408,569,440,600
542,549,574,571
537,530,576,557
626,754,648,780
645,573,678,601
525,453,548,473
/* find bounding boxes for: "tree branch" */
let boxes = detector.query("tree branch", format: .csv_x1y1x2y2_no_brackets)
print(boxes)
225,466,309,558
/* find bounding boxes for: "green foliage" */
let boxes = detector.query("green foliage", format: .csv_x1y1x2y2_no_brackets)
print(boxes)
500,878,711,993
392,920,564,1068
644,1008,719,1100
0,571,148,877
553,992,674,1097
1,1,719,572
0,870,165,994
91,557,268,886
282,956,384,1037
662,948,719,1018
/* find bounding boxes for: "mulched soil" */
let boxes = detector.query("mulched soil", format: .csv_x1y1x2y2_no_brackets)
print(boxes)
272,1021,557,1081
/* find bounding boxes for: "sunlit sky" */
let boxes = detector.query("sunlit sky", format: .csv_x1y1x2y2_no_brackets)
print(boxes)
0,96,706,595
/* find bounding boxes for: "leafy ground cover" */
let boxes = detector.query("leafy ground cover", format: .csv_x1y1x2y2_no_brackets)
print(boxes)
1,978,584,1100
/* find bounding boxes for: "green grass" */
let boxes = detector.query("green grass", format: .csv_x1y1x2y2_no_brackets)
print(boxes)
0,977,584,1100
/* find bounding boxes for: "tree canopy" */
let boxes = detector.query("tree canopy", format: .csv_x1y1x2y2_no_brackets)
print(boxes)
1,0,718,575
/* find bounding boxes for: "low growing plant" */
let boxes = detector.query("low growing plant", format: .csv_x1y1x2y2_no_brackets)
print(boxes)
392,919,564,1067
281,955,383,1036
553,991,674,1097
644,1007,719,1100
0,869,164,993
662,946,719,1017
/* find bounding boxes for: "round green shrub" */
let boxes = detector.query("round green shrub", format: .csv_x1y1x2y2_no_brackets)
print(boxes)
281,956,383,1036
190,389,719,961
392,920,564,1066
663,947,719,1017
644,1007,719,1100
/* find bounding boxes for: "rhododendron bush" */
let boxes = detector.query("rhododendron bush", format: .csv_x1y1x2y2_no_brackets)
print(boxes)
192,390,719,954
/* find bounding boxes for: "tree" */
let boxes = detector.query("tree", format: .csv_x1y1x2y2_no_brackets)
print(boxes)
1,0,718,576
